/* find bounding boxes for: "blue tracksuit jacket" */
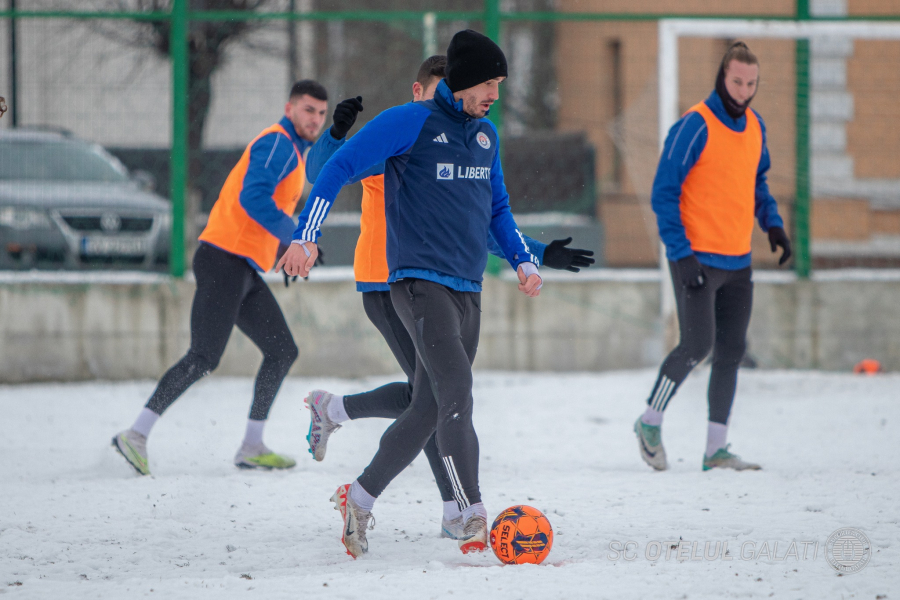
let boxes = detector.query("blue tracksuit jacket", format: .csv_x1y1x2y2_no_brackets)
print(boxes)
306,128,547,292
240,115,312,245
294,79,538,292
201,116,312,271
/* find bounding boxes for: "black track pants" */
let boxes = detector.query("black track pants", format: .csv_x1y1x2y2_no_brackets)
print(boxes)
343,291,455,503
357,279,482,510
646,262,753,425
145,243,298,420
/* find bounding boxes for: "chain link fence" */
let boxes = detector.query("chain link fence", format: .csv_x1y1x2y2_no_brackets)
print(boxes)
1,1,898,273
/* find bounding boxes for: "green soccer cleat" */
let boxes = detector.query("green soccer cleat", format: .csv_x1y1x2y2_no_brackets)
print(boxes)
702,444,761,471
112,429,150,476
634,417,668,471
234,443,296,470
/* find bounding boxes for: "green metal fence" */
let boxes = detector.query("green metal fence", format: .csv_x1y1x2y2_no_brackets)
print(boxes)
2,1,898,277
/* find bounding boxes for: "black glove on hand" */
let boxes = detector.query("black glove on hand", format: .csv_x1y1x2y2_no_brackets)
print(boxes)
329,96,363,140
541,237,596,272
768,226,792,266
677,255,706,289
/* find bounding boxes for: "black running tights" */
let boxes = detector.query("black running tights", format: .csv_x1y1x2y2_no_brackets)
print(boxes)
145,243,298,421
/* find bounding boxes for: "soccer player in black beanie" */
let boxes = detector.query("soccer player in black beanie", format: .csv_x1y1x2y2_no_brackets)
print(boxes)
278,29,542,557
445,29,508,93
300,54,594,546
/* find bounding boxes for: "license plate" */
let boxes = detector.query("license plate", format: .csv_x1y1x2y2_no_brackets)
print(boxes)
81,236,149,256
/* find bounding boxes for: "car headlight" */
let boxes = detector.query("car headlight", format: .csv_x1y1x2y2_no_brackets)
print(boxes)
0,206,53,230
157,212,172,230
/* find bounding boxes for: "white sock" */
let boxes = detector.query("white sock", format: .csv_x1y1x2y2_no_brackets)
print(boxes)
349,480,376,512
641,406,664,426
462,502,487,522
443,500,461,521
326,395,349,423
131,408,159,438
243,419,265,447
706,422,728,457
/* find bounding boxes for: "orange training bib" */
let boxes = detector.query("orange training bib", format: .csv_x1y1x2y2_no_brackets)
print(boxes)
679,102,762,256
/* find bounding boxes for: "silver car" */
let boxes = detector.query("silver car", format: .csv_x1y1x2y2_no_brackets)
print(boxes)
0,129,171,270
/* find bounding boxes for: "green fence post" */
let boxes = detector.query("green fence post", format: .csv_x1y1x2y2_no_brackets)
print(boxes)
795,0,811,279
170,0,188,278
485,0,503,279
9,0,18,126
484,0,503,135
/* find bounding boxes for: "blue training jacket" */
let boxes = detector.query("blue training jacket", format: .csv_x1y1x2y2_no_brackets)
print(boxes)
652,91,784,270
306,128,547,293
294,79,538,292
202,116,312,271
240,115,312,245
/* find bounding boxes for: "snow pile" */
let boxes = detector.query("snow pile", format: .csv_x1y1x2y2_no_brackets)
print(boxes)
1,369,897,598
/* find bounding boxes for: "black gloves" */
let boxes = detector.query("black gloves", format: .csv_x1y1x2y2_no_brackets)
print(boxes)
541,237,596,272
677,255,706,289
768,226,792,266
330,96,364,140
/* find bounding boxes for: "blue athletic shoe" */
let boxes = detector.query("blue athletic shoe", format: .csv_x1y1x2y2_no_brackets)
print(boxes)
441,515,465,540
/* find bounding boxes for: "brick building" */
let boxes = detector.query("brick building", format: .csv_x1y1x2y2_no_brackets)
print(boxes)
556,0,900,267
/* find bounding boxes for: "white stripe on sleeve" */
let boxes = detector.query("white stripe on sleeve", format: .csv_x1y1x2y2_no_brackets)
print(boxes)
301,197,323,241
682,124,707,166
264,134,281,169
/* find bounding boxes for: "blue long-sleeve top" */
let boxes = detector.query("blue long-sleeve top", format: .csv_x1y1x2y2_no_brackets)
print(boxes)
652,91,784,270
294,79,538,292
306,128,548,282
238,115,313,246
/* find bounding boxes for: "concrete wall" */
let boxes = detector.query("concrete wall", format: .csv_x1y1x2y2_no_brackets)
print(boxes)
0,269,897,383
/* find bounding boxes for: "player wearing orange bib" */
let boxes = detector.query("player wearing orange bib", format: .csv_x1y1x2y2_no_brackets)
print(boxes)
634,42,792,472
112,81,329,475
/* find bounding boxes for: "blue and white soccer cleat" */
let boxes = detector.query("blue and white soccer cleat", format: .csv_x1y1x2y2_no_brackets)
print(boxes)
441,515,465,540
305,390,342,461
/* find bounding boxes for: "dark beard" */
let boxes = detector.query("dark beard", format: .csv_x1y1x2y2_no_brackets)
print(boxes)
715,64,754,119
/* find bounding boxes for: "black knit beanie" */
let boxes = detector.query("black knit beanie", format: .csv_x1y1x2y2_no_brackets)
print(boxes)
446,29,508,93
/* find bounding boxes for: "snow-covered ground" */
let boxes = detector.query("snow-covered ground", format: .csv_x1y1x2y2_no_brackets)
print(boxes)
1,369,897,599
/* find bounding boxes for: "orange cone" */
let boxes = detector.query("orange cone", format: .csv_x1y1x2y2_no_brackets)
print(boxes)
853,359,882,375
